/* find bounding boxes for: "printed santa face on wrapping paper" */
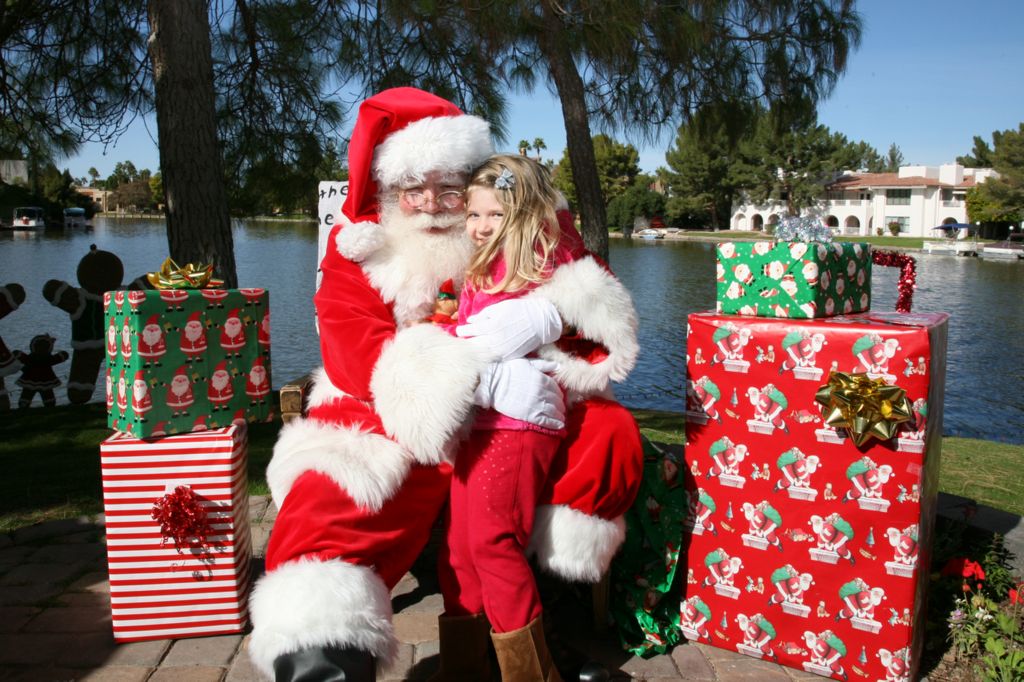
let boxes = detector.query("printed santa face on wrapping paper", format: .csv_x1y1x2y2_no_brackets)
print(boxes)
680,595,712,641
132,371,151,417
116,370,127,412
106,318,118,361
180,312,207,358
105,367,113,410
166,366,194,415
735,612,778,660
246,357,270,403
120,318,132,362
208,361,235,409
220,309,246,356
138,315,166,365
258,312,270,348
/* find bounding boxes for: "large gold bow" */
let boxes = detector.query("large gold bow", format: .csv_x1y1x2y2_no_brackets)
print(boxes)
814,371,912,447
146,257,224,289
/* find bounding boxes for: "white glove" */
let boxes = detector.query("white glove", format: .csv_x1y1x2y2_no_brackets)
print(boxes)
475,358,565,430
457,297,562,361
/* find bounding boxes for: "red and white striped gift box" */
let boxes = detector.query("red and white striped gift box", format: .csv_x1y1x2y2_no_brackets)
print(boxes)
100,425,252,642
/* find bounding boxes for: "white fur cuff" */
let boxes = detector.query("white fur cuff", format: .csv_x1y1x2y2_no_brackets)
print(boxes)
335,218,386,262
267,417,411,512
371,324,486,465
530,257,639,396
528,504,627,583
248,559,397,679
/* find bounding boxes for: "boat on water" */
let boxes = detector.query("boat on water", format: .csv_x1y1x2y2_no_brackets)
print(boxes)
63,207,90,229
635,228,665,240
9,206,46,231
979,233,1024,260
922,223,978,257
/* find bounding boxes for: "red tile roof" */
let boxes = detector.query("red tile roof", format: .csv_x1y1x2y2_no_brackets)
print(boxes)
827,172,975,190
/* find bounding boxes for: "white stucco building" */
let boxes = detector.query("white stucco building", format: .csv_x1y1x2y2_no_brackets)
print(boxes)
730,163,999,237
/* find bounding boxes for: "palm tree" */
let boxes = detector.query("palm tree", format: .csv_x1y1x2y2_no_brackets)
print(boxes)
532,137,547,162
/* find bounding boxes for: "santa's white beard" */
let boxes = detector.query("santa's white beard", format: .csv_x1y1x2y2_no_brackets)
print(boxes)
184,324,202,341
365,199,474,325
212,373,230,391
142,328,161,346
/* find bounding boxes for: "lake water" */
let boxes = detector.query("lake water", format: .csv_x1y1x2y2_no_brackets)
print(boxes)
2,218,1022,444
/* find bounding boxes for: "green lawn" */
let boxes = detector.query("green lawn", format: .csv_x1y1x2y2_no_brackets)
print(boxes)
1,404,1021,532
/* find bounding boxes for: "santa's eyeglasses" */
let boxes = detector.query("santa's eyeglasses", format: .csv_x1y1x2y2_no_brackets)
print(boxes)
400,188,465,210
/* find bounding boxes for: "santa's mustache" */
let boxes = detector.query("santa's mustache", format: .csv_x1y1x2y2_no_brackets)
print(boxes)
379,198,465,233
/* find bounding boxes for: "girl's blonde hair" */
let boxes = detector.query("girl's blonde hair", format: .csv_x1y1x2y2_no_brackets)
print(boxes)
465,154,561,293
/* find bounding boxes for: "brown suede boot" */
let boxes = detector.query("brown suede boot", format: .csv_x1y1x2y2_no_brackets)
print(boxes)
429,613,493,681
490,616,563,682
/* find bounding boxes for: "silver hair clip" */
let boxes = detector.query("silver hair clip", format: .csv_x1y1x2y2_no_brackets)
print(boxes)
494,168,515,190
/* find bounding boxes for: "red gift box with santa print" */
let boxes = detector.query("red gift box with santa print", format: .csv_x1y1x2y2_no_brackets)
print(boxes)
103,288,272,438
100,425,251,642
682,310,947,681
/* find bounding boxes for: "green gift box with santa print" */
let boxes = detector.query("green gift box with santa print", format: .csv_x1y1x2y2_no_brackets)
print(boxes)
103,288,272,437
716,241,872,318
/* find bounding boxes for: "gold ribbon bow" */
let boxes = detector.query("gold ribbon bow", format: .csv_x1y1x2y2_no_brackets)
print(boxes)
146,257,224,289
814,371,912,447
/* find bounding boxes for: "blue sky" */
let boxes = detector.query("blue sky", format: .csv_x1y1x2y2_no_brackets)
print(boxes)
65,1,1024,180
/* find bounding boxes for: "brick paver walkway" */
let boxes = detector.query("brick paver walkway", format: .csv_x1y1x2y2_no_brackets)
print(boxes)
1,491,1020,681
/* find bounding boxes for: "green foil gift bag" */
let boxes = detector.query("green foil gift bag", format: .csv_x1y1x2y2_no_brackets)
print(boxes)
610,437,688,656
716,221,871,319
104,259,272,437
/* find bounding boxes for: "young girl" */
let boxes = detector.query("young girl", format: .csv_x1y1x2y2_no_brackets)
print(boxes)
436,155,579,682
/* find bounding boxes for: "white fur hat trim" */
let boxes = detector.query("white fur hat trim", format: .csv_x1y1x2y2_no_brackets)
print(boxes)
373,114,492,189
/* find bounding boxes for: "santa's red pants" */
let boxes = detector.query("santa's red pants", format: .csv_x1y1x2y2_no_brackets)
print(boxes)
266,464,452,589
438,429,560,633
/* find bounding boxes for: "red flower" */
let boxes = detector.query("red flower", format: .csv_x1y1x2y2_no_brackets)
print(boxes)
1011,585,1023,605
941,557,985,581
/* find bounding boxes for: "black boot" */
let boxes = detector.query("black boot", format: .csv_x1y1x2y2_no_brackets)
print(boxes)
273,645,376,682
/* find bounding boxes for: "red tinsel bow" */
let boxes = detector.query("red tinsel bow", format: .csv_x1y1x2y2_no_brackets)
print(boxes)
151,485,211,553
872,250,917,313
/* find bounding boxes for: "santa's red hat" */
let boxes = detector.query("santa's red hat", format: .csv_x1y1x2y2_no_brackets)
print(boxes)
146,315,159,327
174,366,188,378
342,87,493,227
134,370,146,383
227,308,240,320
187,311,202,324
215,360,228,373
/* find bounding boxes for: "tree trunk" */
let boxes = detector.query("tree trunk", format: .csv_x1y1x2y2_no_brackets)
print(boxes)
538,2,608,262
148,1,237,287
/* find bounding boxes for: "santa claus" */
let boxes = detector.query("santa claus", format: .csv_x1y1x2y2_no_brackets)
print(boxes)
207,360,234,410
219,308,246,357
258,312,271,350
137,315,166,366
249,88,642,681
131,370,152,419
179,311,207,360
165,365,194,416
115,369,127,413
245,356,270,404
